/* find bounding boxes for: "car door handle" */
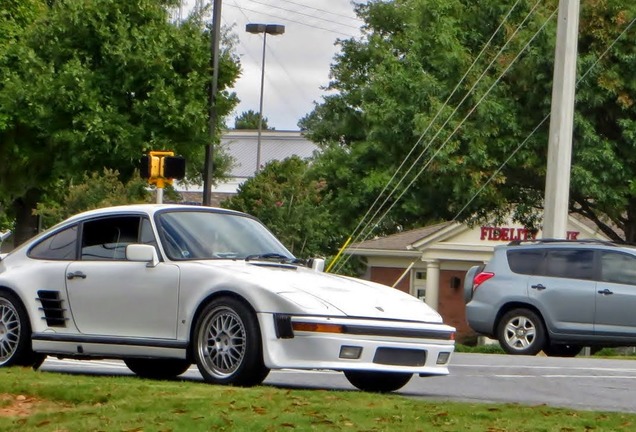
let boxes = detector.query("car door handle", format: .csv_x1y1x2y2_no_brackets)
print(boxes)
597,288,613,295
66,271,87,280
530,284,546,290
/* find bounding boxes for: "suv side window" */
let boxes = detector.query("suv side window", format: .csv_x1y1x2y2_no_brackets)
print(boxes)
545,249,594,280
507,250,544,275
507,249,545,275
600,251,636,285
29,225,78,260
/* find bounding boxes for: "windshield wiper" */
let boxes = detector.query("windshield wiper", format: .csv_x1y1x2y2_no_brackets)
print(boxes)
245,253,303,264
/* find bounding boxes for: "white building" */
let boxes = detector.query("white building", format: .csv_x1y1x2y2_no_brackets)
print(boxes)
177,130,319,204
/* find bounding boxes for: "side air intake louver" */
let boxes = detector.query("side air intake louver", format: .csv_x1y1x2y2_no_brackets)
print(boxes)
36,290,68,327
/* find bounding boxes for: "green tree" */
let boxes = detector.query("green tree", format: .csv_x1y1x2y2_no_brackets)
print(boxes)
0,0,240,245
34,169,152,229
302,0,636,242
234,109,274,130
222,156,333,259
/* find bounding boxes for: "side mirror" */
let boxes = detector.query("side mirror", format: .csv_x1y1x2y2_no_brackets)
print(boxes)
126,244,159,268
307,257,325,272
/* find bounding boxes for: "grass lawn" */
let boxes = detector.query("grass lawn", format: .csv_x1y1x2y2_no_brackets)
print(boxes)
1,366,635,431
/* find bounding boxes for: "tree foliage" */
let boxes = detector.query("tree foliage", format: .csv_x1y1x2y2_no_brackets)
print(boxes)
301,0,636,242
234,109,273,130
222,156,334,259
0,0,240,244
34,169,152,229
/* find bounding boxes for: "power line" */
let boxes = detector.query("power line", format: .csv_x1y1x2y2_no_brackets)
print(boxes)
225,2,358,38
339,0,528,257
336,8,558,273
451,14,636,224
225,6,321,128
332,1,550,273
245,0,362,30
350,9,636,284
274,0,364,23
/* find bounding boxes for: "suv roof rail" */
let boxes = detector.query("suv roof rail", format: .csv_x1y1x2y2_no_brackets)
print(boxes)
507,238,617,246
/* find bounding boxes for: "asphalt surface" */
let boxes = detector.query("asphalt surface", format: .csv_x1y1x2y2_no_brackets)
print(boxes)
39,352,636,413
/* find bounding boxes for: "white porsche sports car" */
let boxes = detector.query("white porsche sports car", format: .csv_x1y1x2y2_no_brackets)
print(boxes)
0,204,455,392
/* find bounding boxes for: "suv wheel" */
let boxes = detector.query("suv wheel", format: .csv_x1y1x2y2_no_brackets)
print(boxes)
497,308,546,355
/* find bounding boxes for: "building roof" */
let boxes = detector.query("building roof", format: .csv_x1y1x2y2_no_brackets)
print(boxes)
349,221,454,252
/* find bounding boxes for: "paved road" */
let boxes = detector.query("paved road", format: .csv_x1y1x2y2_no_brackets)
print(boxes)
40,352,636,413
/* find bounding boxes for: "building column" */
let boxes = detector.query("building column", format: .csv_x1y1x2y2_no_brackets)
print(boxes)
424,260,440,311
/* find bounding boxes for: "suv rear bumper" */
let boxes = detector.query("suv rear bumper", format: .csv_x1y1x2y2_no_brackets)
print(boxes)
466,301,497,337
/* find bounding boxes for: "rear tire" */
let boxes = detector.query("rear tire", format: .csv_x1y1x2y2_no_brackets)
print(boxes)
0,292,41,368
193,297,269,386
124,358,191,379
344,370,412,393
497,308,546,355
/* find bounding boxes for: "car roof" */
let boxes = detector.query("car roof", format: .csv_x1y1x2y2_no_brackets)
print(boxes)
63,204,245,223
496,239,636,254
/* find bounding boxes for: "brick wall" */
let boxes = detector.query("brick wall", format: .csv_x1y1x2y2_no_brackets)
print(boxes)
438,270,476,343
369,267,410,294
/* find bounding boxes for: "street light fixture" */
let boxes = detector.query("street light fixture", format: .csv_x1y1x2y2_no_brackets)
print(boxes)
246,23,285,174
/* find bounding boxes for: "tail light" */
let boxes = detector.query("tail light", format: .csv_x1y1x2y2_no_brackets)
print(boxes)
472,272,495,292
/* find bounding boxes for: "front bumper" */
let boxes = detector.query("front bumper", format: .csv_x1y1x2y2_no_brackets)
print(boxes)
258,313,455,375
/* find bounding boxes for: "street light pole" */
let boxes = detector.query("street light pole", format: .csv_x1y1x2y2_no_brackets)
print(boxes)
202,0,222,207
256,31,267,174
246,23,285,174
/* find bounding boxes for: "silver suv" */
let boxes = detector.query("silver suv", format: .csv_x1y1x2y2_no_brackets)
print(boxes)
464,239,636,356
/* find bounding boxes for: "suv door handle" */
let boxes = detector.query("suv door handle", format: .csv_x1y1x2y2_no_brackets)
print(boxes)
67,271,87,280
530,284,546,291
597,288,613,295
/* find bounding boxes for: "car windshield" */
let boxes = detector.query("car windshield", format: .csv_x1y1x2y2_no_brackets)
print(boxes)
156,210,293,261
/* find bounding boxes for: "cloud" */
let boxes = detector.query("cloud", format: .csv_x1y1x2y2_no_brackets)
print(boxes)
219,0,364,130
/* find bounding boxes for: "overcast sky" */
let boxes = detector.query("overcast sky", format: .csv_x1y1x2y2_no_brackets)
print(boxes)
180,1,364,131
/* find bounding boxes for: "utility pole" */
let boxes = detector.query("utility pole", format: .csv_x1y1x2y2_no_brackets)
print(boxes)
543,0,580,238
202,0,222,206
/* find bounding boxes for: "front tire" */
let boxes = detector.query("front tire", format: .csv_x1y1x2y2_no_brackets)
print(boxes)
193,297,269,386
0,292,41,367
344,371,412,393
124,358,191,379
497,308,546,355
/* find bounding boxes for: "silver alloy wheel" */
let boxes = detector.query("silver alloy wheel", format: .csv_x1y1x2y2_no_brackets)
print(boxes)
0,298,20,365
197,305,247,378
503,315,536,350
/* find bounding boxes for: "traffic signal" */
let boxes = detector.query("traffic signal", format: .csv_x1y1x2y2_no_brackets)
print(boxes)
161,155,186,180
140,151,186,187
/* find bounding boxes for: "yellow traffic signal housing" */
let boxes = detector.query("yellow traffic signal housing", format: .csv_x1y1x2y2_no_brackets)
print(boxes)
149,155,161,179
140,151,186,188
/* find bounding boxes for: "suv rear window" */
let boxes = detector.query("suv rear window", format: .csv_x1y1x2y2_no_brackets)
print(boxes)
507,250,544,275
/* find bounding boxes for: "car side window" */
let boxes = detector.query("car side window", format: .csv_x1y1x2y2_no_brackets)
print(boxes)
81,216,141,261
140,218,159,250
544,249,594,280
29,225,78,260
507,250,544,275
600,251,636,285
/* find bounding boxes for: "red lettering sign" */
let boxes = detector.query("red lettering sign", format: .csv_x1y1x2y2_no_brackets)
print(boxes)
479,226,574,242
